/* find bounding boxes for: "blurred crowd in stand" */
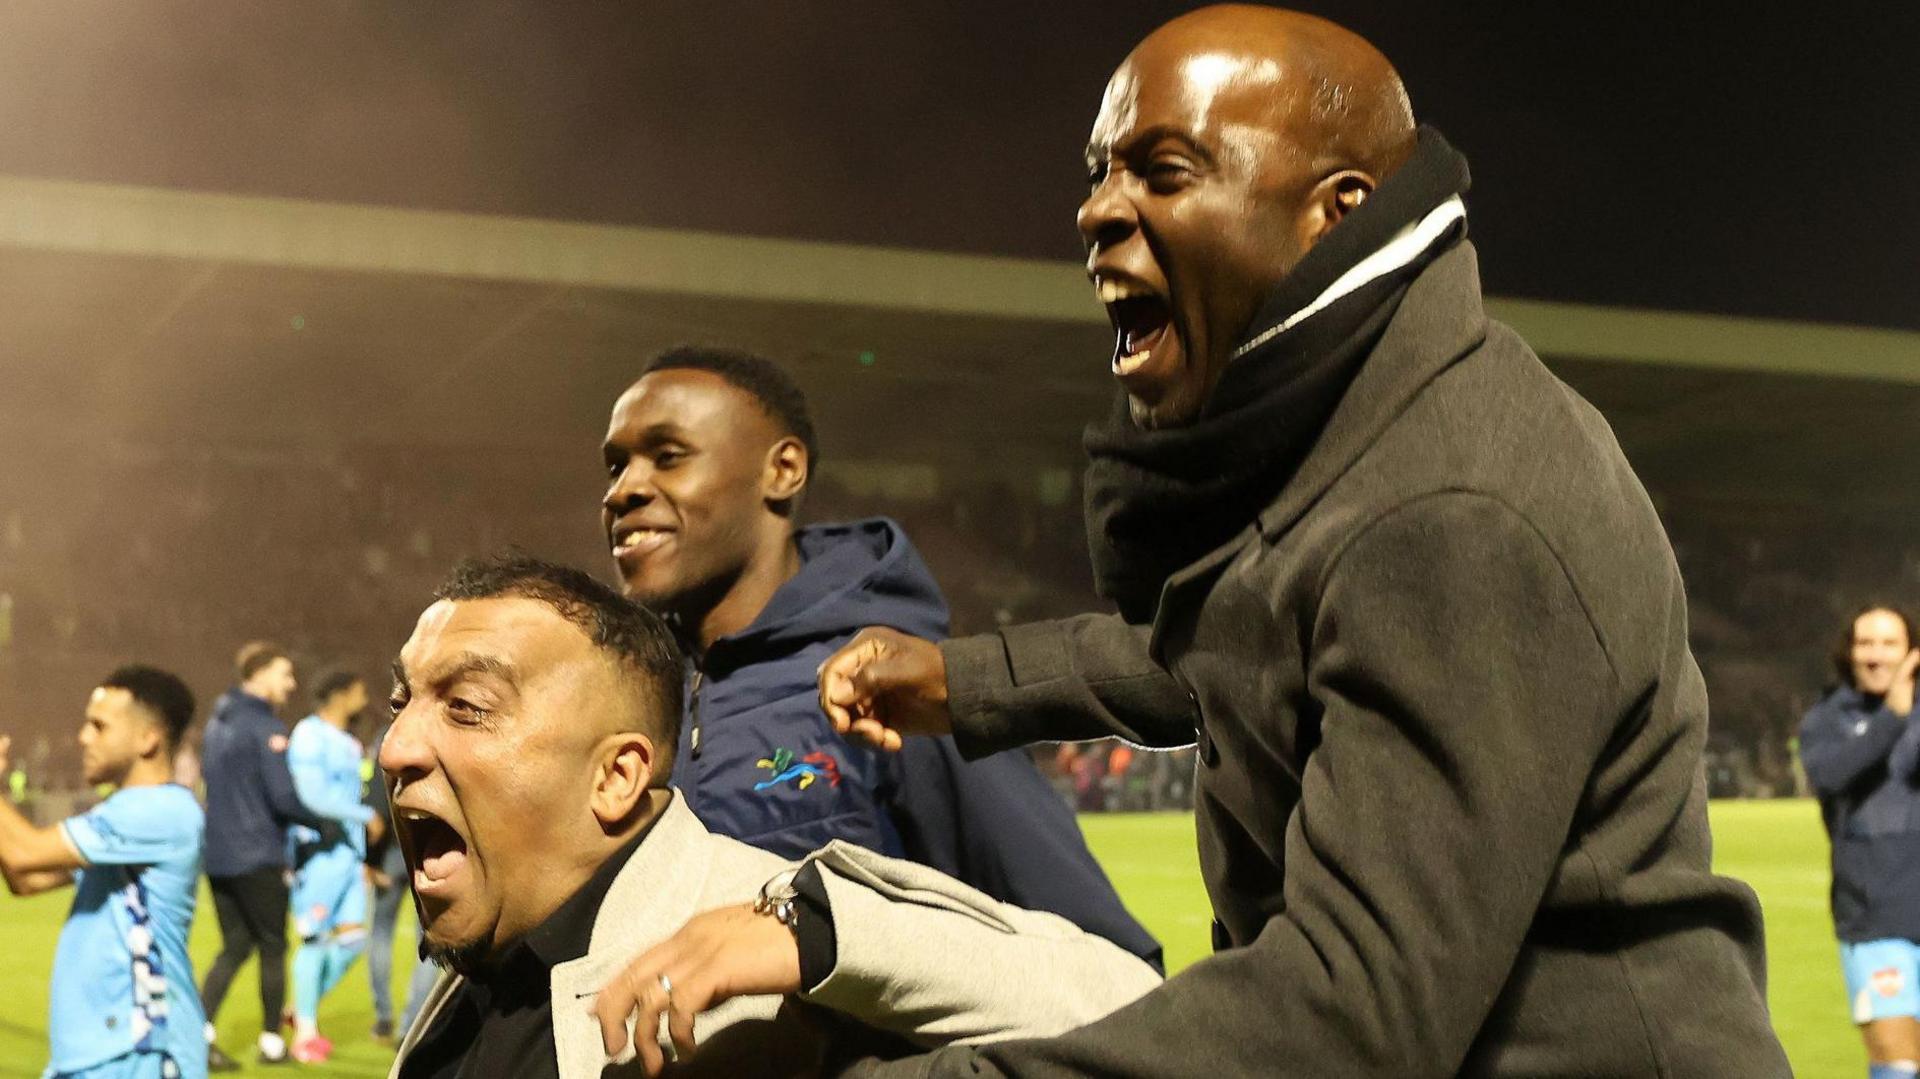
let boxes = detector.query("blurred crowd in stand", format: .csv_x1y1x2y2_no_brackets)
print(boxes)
0,437,1913,810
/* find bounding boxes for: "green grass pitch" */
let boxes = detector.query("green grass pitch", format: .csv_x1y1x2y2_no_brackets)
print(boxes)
0,801,1856,1076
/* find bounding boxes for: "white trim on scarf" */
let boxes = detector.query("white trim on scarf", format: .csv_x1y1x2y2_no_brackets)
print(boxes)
1231,195,1468,361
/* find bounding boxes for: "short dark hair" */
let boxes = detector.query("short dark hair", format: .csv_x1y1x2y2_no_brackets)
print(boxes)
1832,604,1917,689
312,669,364,709
637,346,819,469
235,641,290,682
434,553,684,782
100,665,196,750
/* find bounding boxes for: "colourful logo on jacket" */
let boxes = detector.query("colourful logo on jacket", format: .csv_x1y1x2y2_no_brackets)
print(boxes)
753,747,842,792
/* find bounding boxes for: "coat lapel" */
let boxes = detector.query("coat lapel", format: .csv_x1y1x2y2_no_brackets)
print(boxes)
388,968,463,1079
1254,240,1490,540
549,794,715,1079
388,796,718,1079
1142,242,1489,653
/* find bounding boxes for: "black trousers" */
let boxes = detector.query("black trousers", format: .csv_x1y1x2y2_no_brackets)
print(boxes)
200,866,290,1034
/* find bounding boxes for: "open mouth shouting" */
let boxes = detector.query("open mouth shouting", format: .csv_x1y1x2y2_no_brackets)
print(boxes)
1090,270,1175,393
395,803,472,902
1098,274,1174,379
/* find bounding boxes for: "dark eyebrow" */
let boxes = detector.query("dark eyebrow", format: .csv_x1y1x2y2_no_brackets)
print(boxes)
390,658,407,690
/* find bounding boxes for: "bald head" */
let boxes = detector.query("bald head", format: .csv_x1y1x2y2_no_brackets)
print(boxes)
1080,5,1417,428
1135,6,1414,178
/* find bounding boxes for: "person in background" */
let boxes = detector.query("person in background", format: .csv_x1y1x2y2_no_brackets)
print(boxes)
1801,604,1920,1079
364,708,442,1044
0,666,207,1079
199,642,336,1070
363,712,409,1047
285,670,377,1063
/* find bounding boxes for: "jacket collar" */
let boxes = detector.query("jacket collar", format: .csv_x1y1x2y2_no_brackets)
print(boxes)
1146,241,1490,640
548,793,714,1079
1253,240,1490,540
390,794,716,1079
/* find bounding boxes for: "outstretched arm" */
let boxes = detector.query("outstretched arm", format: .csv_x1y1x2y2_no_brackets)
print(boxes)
820,616,1199,757
592,845,1160,1075
0,738,82,895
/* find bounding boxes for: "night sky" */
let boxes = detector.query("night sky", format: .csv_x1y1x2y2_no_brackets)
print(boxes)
1,1,1915,329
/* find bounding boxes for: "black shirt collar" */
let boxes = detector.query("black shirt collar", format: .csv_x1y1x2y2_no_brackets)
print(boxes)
484,820,654,979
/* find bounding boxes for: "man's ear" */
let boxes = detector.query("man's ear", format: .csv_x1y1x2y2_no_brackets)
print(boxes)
763,436,809,504
590,733,657,829
137,721,166,763
1297,170,1378,250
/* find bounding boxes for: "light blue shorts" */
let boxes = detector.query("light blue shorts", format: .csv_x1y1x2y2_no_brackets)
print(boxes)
46,1049,188,1079
1841,937,1920,1023
292,845,368,941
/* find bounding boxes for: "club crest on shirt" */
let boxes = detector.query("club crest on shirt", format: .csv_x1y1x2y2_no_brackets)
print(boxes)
753,747,842,792
1873,965,1905,998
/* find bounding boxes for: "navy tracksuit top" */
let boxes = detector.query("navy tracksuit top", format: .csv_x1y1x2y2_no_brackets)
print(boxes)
671,518,1162,970
1801,685,1920,944
201,688,328,878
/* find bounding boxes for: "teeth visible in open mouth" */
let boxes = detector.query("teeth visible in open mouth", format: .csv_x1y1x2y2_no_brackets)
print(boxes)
400,809,434,822
1113,350,1153,376
1095,278,1151,305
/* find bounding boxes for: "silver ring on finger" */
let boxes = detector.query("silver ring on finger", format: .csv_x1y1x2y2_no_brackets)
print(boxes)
657,973,674,1004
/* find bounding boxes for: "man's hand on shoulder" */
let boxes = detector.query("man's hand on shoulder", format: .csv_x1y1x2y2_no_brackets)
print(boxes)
817,627,953,750
593,903,803,1075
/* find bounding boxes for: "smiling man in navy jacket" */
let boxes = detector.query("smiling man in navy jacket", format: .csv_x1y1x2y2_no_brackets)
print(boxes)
597,346,1158,968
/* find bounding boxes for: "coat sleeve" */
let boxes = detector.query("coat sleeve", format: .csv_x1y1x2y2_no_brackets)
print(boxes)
939,614,1199,757
798,841,1162,1047
1799,697,1903,796
885,737,1164,971
840,492,1633,1077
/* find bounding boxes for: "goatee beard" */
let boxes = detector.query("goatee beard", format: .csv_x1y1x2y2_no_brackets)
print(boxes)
425,934,494,979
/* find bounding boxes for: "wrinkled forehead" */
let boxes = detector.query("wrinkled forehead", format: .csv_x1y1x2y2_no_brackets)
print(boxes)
399,597,596,689
1090,46,1293,156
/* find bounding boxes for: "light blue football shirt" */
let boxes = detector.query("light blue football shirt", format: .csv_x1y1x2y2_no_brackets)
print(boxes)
286,716,370,857
50,783,206,1078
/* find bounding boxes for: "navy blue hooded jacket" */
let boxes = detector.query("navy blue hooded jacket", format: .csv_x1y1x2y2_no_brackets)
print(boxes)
672,518,1161,968
201,687,331,878
1801,685,1920,943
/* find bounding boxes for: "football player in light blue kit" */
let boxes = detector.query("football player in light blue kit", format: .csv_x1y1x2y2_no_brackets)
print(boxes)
0,665,206,1079
283,670,375,1065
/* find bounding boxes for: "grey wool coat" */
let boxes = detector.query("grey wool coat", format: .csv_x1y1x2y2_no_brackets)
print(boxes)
869,242,1789,1077
390,794,1160,1079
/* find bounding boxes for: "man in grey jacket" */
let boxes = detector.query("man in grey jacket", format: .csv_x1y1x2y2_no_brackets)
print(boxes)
381,554,1158,1079
797,6,1787,1076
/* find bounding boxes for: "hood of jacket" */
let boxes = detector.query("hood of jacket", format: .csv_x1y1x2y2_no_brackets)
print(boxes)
707,517,948,669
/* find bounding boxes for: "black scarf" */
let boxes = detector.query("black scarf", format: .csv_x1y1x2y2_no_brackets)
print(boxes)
1083,126,1472,622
